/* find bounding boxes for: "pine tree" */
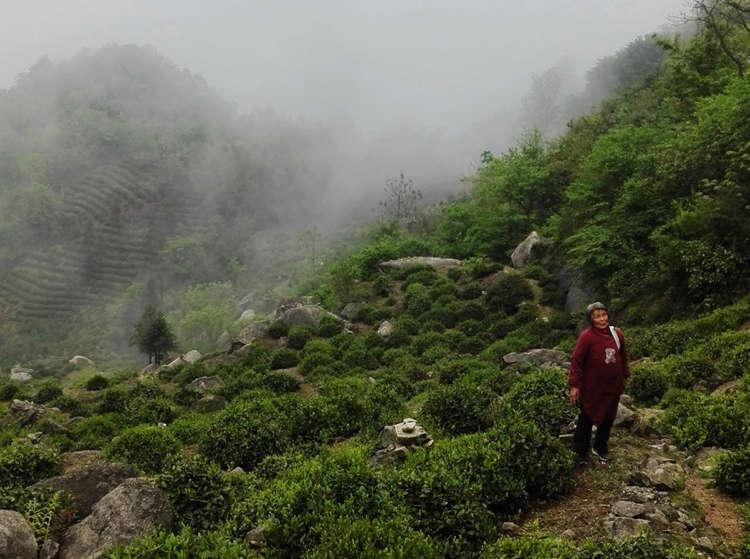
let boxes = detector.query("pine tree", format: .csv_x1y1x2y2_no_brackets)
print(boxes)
130,305,177,366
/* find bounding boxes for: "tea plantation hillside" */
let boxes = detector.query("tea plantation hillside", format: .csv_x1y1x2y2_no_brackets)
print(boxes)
2,6,750,558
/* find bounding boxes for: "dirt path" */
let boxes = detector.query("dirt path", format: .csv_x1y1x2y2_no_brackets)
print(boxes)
685,473,745,547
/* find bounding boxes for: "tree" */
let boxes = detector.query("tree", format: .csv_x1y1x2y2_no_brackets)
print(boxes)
690,0,750,76
379,173,423,229
130,305,177,365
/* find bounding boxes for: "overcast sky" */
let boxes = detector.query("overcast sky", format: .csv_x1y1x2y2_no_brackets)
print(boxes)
1,0,688,134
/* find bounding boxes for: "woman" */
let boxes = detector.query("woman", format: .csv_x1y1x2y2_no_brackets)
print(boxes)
568,302,629,464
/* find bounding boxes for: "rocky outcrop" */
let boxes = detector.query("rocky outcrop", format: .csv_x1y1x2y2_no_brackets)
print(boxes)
239,309,256,322
61,450,105,473
613,403,637,429
4,399,46,426
188,376,223,393
371,418,433,466
502,348,570,371
510,231,543,268
629,455,685,491
237,320,271,344
378,256,462,272
164,350,203,369
0,510,37,559
32,463,137,516
195,394,227,412
69,356,95,369
275,302,341,328
377,320,393,337
59,478,173,559
9,365,33,383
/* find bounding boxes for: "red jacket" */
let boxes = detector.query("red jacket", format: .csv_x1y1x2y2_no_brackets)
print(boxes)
568,326,630,425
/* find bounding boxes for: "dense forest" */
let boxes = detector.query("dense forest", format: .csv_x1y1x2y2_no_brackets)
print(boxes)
1,2,750,558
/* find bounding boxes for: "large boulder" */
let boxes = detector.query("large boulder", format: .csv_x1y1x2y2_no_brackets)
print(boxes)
239,309,256,322
59,478,173,559
275,302,340,328
502,348,570,371
378,256,462,272
377,320,393,337
510,231,543,268
629,456,685,491
188,376,223,394
237,320,271,344
9,365,33,383
32,463,137,516
182,350,202,364
4,399,46,426
0,510,37,559
61,450,105,473
557,267,594,313
613,403,637,429
195,394,227,413
69,356,95,369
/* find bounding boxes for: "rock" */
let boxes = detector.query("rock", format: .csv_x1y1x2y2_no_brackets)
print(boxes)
40,418,71,435
61,451,104,473
230,467,245,475
239,309,256,322
0,509,37,559
619,393,633,406
5,399,46,426
33,463,137,517
603,517,650,538
188,376,223,394
631,408,665,436
629,456,685,491
613,404,637,429
165,356,185,369
195,394,227,413
711,380,741,396
39,538,60,559
501,521,521,535
620,485,659,504
692,446,724,475
510,231,542,268
59,478,173,559
182,350,202,364
275,302,341,328
378,256,462,272
237,320,271,344
244,525,266,549
562,529,576,538
10,364,34,383
612,500,647,518
68,356,95,369
371,418,433,467
644,508,669,530
502,348,569,371
339,303,359,321
559,418,578,435
377,320,393,337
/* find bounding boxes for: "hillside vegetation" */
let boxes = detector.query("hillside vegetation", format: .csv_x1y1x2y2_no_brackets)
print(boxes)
1,6,750,559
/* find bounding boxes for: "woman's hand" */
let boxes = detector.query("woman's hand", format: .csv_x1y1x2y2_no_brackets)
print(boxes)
569,387,579,406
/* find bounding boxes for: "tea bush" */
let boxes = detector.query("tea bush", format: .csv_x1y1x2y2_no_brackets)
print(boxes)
270,348,299,370
104,425,181,474
485,273,533,314
0,443,61,487
105,526,251,559
85,374,109,391
158,454,231,530
421,383,495,435
714,445,750,497
286,325,314,350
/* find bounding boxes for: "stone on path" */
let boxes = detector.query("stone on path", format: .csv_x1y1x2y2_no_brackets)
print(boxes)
0,510,37,559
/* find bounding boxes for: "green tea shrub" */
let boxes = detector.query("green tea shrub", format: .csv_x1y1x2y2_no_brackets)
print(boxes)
460,256,500,279
33,381,63,403
105,526,250,559
485,273,533,314
428,277,458,300
628,361,670,405
49,395,89,417
286,325,314,349
267,319,289,339
454,300,486,321
420,344,455,365
233,448,392,557
0,443,61,487
317,314,344,337
497,368,576,435
71,414,123,450
718,339,750,380
308,516,441,559
372,273,391,296
436,356,493,385
270,348,299,370
714,445,750,497
410,331,445,355
419,305,457,328
457,282,483,300
405,283,431,315
158,454,231,530
0,382,23,401
168,412,213,445
215,368,263,400
318,377,403,436
666,354,716,388
124,396,177,425
262,372,300,394
104,425,180,474
97,387,128,414
480,534,578,559
417,319,446,334
84,374,109,391
421,383,495,434
457,319,484,337
201,400,291,469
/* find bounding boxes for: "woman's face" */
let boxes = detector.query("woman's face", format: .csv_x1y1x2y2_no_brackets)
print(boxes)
591,309,609,329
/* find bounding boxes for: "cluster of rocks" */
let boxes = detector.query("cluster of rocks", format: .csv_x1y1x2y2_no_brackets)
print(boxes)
164,349,202,370
377,256,462,272
187,375,226,412
3,400,48,427
502,348,570,372
9,365,34,383
0,463,173,559
370,418,433,466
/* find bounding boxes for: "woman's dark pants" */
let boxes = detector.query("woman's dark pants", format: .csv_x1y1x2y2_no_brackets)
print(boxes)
574,408,613,457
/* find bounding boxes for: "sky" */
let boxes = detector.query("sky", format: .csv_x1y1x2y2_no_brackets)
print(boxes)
0,0,689,135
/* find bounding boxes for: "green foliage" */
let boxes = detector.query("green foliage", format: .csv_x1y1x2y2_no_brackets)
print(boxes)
104,425,181,474
171,282,236,354
167,412,213,445
105,526,253,559
130,305,177,366
85,374,109,391
317,314,343,337
0,382,23,401
270,347,299,370
714,445,750,497
20,486,76,544
262,372,300,394
97,387,128,414
421,383,495,435
485,273,533,314
628,361,671,405
124,396,177,425
157,454,231,530
70,414,123,450
287,324,314,349
267,320,289,339
0,443,61,487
